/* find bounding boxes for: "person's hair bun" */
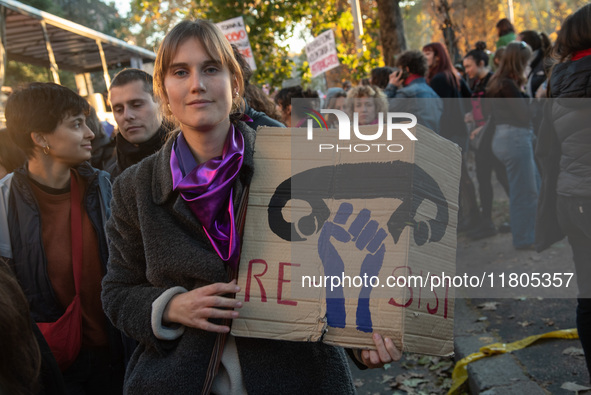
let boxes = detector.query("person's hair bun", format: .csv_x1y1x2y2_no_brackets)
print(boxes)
475,41,487,51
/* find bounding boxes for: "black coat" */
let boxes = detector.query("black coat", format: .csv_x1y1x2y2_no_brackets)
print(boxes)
429,72,471,145
527,49,547,98
109,123,170,179
101,122,356,394
244,103,285,129
535,55,591,251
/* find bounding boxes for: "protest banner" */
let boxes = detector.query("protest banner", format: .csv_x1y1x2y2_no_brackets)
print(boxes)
305,30,340,78
216,16,256,70
232,116,461,356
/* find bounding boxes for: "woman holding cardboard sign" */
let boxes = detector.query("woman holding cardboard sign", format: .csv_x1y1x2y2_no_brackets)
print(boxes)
101,19,400,394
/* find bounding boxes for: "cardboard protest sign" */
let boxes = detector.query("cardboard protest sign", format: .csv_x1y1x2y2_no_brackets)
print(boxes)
216,16,256,70
305,30,340,78
232,121,460,356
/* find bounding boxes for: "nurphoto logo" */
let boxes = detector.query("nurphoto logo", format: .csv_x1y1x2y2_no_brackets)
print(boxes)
305,109,418,153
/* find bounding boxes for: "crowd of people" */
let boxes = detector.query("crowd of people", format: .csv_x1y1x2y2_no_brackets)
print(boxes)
0,3,590,393
268,18,556,251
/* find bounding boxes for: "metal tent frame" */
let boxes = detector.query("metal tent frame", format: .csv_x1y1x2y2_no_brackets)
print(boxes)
0,0,156,89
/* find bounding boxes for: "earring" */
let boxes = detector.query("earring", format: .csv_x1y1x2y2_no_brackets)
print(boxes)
234,90,239,98
42,145,50,155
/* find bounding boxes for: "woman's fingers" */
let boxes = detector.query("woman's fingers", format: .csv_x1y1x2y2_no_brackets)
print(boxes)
361,350,371,366
200,307,240,320
384,336,402,361
204,295,243,309
185,303,241,332
197,320,232,333
165,281,242,331
361,333,403,368
198,280,241,296
373,333,393,363
361,350,380,368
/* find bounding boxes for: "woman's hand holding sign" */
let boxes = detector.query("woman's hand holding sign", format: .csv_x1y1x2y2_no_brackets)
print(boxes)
360,333,402,368
163,280,242,333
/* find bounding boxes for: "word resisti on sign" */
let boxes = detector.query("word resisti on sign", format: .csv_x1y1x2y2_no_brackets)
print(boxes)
232,124,461,356
305,30,340,78
216,16,257,71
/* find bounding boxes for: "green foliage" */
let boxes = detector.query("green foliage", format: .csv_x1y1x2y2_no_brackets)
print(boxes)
299,0,382,85
400,0,590,58
18,0,125,37
18,0,62,15
337,11,354,30
125,0,385,87
4,61,76,91
4,62,53,88
336,31,382,82
126,0,316,87
58,0,127,39
11,0,587,90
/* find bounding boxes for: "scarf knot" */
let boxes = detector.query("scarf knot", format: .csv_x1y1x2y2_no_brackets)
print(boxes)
170,126,244,268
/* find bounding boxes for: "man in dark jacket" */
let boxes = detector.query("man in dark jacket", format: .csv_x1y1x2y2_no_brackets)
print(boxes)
108,69,169,178
384,50,443,133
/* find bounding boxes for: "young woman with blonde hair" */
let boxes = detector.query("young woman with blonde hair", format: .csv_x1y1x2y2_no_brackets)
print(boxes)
346,85,388,125
102,19,399,394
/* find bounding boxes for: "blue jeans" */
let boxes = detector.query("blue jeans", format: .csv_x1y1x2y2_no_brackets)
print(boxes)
492,125,540,247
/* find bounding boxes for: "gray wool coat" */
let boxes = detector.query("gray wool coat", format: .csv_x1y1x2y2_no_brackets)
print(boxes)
101,122,356,394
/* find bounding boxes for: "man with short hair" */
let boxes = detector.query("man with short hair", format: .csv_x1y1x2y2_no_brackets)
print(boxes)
384,50,443,133
108,68,168,178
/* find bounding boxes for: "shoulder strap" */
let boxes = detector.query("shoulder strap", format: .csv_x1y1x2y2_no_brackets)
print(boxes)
201,184,250,395
70,172,83,294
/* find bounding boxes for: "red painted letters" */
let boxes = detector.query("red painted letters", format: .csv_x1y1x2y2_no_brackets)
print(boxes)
245,259,268,302
277,262,300,306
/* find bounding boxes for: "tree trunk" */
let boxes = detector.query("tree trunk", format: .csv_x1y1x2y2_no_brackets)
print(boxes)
435,0,461,63
376,0,407,67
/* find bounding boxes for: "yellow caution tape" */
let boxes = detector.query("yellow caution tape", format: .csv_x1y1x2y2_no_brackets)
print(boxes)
448,328,579,394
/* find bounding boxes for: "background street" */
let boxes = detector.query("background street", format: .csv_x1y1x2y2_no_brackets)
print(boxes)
349,169,588,394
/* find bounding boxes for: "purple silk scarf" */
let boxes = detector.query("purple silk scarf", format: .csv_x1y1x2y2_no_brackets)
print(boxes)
170,126,244,268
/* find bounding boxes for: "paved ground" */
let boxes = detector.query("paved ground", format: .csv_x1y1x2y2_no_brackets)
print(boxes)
453,229,588,395
348,214,590,394
346,156,591,394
